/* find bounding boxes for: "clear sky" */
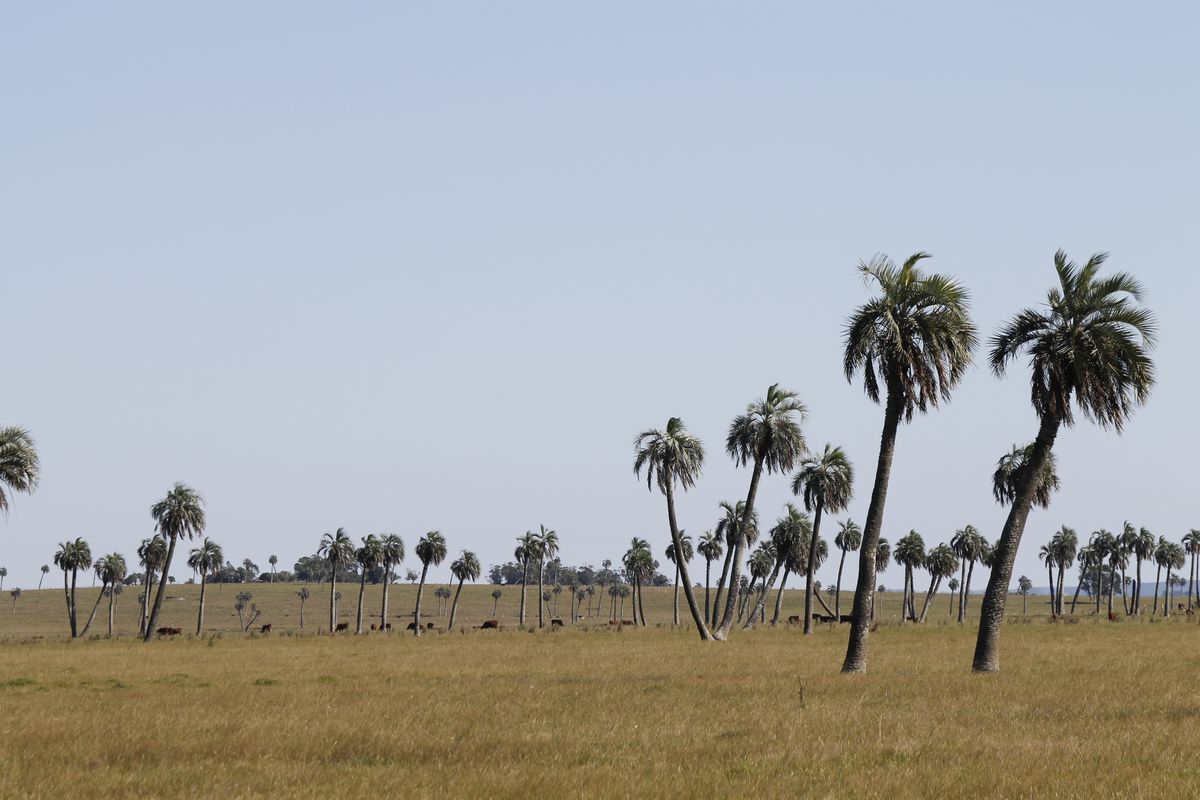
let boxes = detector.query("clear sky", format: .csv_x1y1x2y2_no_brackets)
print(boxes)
3,4,1197,591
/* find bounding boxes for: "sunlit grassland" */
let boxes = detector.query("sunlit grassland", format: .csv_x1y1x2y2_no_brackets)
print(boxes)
1,585,1198,798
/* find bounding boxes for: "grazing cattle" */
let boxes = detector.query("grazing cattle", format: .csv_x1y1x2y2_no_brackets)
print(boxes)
155,627,181,636
383,623,393,631
608,620,619,625
259,623,272,634
406,622,436,631
839,614,854,623
787,615,802,625
621,619,635,625
1179,603,1187,612
550,618,564,627
480,619,500,629
815,615,836,624
334,622,350,633
1108,611,1119,621
370,624,378,631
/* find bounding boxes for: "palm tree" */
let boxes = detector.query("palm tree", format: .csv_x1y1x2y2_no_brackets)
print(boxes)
1089,530,1116,615
54,538,91,637
622,538,653,627
950,526,988,623
80,553,127,636
873,539,891,622
187,538,223,635
832,519,862,620
717,384,808,641
136,535,167,637
144,483,207,642
318,528,354,633
918,544,958,623
377,533,405,631
268,554,278,583
297,587,310,629
1106,536,1129,617
1038,544,1057,616
354,535,382,634
748,503,809,629
38,564,48,590
894,531,926,623
697,530,722,626
448,550,480,630
0,568,6,591
1071,545,1094,614
974,251,1155,672
947,578,960,616
1017,576,1033,614
711,501,757,628
1182,530,1200,612
770,509,812,626
791,445,854,634
10,587,21,613
634,416,711,638
1163,542,1185,617
663,533,695,630
490,589,502,617
841,254,977,673
514,532,536,627
0,427,40,514
531,525,558,628
413,531,447,636
1052,527,1079,615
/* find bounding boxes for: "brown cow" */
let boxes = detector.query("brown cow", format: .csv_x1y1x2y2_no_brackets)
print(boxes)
1108,611,1119,621
155,627,181,636
550,618,564,627
384,623,393,631
259,623,272,634
787,615,801,625
621,619,635,625
334,622,350,633
480,619,500,629
370,624,378,631
406,622,436,631
608,620,620,625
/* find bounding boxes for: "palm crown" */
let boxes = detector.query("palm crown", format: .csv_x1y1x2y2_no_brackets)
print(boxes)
0,427,40,513
634,417,705,494
992,444,1061,508
665,532,694,564
792,444,855,516
187,538,224,576
697,530,723,563
150,483,206,542
319,528,355,568
451,550,481,582
726,384,808,474
416,531,447,567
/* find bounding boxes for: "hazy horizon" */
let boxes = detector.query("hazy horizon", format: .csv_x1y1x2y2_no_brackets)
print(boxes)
4,4,1198,591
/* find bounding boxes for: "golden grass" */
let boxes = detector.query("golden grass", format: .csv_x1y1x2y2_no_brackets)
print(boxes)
1,583,1198,798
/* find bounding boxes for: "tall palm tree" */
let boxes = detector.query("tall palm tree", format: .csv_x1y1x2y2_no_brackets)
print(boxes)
1090,530,1116,615
491,588,502,616
144,483,207,642
791,445,854,634
187,538,223,635
974,251,1155,672
412,531,447,636
531,525,558,628
1071,545,1094,614
634,416,711,638
1051,527,1079,615
711,501,757,628
950,526,988,623
448,550,480,630
1017,576,1033,614
0,427,40,514
894,531,926,623
378,533,405,631
81,553,126,636
514,532,536,627
717,384,808,641
872,539,891,622
54,538,91,637
318,528,354,633
697,530,722,626
918,544,959,623
832,519,862,620
622,538,653,627
841,254,977,673
947,578,960,616
354,535,382,634
748,503,810,629
136,535,167,637
296,586,310,629
39,564,49,590
268,554,278,583
1038,544,1057,616
1182,530,1200,612
1164,542,1186,617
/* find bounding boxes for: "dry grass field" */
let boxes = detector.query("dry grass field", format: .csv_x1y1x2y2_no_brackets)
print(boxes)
2,583,1197,798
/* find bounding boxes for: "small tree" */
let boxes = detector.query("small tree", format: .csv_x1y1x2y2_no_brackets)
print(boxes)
1017,576,1033,614
491,589,502,616
297,587,310,629
10,587,20,612
39,565,49,590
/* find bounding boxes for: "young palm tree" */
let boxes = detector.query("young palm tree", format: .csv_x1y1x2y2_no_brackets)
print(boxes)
917,544,958,623
268,554,278,583
950,526,988,623
39,564,49,590
447,550,480,630
354,535,382,634
947,578,960,616
54,538,91,637
80,553,127,636
413,531,447,636
10,587,21,613
832,519,862,620
974,251,1155,672
514,532,536,627
872,539,891,622
377,533,405,631
186,538,223,635
1017,576,1033,614
894,531,926,623
697,530,722,626
634,416,711,638
144,483,207,642
0,427,40,514
791,445,854,634
711,501,757,628
532,525,558,628
318,528,354,633
717,384,808,641
136,535,167,637
490,588,502,617
841,254,977,673
296,586,310,629
748,503,809,629
1051,527,1079,615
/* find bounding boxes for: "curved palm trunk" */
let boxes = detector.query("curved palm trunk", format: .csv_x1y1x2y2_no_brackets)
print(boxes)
715,457,765,640
1152,564,1161,615
956,560,968,622
61,570,74,636
537,558,546,628
1047,561,1057,615
664,481,711,639
744,559,783,631
518,562,528,626
380,562,391,632
70,567,80,638
772,568,790,625
196,574,207,635
144,534,179,642
448,577,465,629
80,582,107,636
107,589,116,636
834,545,847,619
636,576,647,626
972,415,1060,673
299,598,306,629
671,563,680,627
842,390,904,673
1057,563,1067,616
917,576,939,623
1120,563,1130,615
813,582,836,617
948,588,955,616
1165,567,1173,617
803,504,826,634
704,560,712,624
711,547,734,628
1070,574,1083,614
413,563,429,636
355,571,368,634
328,571,338,634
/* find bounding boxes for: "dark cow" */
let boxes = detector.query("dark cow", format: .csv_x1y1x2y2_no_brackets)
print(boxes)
155,627,182,636
480,619,500,629
787,615,802,625
550,618,564,627
406,622,436,631
621,619,635,625
1108,611,1119,621
1179,603,1187,612
334,622,350,633
384,623,392,631
259,623,272,634
370,624,378,631
839,614,854,623
815,615,836,624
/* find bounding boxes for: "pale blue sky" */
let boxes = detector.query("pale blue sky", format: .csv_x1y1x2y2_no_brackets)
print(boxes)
3,4,1197,591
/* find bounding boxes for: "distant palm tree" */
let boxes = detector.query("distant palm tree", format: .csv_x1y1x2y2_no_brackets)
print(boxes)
136,535,167,637
1163,542,1185,617
187,538,223,635
354,535,382,634
696,530,722,626
54,538,91,637
1106,538,1129,617
663,533,695,629
1089,530,1116,615
0,567,6,591
296,586,311,629
318,528,354,633
378,534,405,631
1051,527,1079,615
974,251,1155,673
514,532,536,627
792,444,854,635
622,538,653,627
0,427,40,514
412,531,447,636
950,526,988,623
770,507,812,626
39,564,49,590
1017,576,1033,614
81,553,126,636
1038,544,1057,615
947,578,960,616
531,525,558,628
490,588,502,617
894,532,926,623
711,501,757,629
448,550,480,629
841,253,977,674
748,503,809,629
1071,545,1094,614
917,544,958,623
268,554,278,583
832,519,862,621
144,483,207,642
718,384,808,641
872,539,891,622
10,587,21,613
1182,530,1200,612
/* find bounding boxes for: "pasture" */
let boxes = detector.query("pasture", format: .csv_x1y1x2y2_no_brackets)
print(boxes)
2,584,1197,798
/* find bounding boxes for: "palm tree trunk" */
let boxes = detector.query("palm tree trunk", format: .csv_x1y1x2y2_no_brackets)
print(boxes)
448,578,464,629
328,571,338,634
772,568,790,626
38,572,44,591
1165,567,1173,617
744,560,783,631
835,545,847,620
144,534,179,643
137,569,154,637
948,588,955,616
61,570,73,636
803,503,826,634
1022,592,1028,614
196,574,207,635
671,562,680,627
413,563,429,636
1107,568,1115,617
712,546,734,628
80,582,107,636
664,481,711,639
1070,575,1083,614
380,562,391,632
355,572,367,634
519,562,528,627
70,567,80,638
715,457,765,640
1095,559,1102,615
957,560,967,622
1120,563,1130,615
108,589,115,636
963,560,977,622
299,599,305,629
1057,563,1067,616
917,576,939,623
704,560,712,624
972,414,1060,673
636,576,647,626
813,582,836,617
842,390,904,673
538,558,546,628
1047,561,1056,615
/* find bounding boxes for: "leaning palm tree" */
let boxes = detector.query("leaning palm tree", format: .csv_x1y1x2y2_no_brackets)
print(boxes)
532,525,558,628
832,519,862,620
354,535,382,634
1051,527,1079,615
634,416,711,638
144,483,207,642
663,533,695,629
711,501,757,628
54,538,91,637
447,550,480,630
748,503,809,629
872,539,891,622
974,251,1155,672
1070,545,1094,614
841,254,977,673
717,384,808,641
187,538,223,635
697,530,723,626
412,531,447,636
378,533,405,631
136,535,167,637
917,544,959,623
770,509,812,626
39,564,49,590
318,528,354,633
792,445,854,634
0,427,40,514
81,553,127,636
514,532,536,627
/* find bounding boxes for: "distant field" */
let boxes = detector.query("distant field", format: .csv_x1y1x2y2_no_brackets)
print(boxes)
2,583,1198,798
